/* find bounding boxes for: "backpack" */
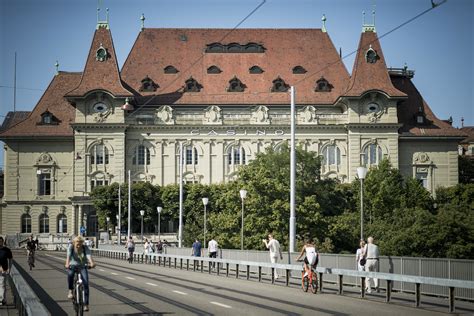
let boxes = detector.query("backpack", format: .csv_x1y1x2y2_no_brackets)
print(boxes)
157,242,163,251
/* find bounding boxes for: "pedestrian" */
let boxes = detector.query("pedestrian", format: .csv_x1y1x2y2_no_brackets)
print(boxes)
191,239,203,269
126,236,135,263
156,239,163,254
262,234,283,279
356,239,366,289
34,236,39,250
208,238,218,269
85,237,92,248
0,236,13,306
363,236,380,293
67,238,72,249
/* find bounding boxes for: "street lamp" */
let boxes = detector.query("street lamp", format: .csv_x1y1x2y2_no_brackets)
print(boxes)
202,197,209,248
116,215,119,242
140,210,145,243
239,189,247,250
157,206,162,241
356,166,368,241
106,216,110,240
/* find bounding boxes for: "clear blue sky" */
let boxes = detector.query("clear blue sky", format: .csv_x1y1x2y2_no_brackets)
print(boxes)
0,0,473,168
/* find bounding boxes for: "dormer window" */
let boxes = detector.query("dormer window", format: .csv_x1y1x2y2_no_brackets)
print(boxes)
227,77,246,92
184,77,202,92
315,77,332,92
207,65,222,74
292,66,307,74
164,65,179,74
39,111,59,125
139,76,158,92
271,77,289,92
416,107,425,124
365,46,378,64
96,44,108,62
249,66,264,74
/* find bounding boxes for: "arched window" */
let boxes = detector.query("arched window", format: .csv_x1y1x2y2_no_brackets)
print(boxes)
90,144,109,165
21,214,32,233
139,76,158,92
185,146,198,166
228,146,246,165
363,144,383,166
57,214,67,233
133,145,150,165
249,65,264,74
322,144,341,166
39,213,49,233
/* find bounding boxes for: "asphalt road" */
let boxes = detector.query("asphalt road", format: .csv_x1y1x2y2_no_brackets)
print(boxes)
12,250,474,315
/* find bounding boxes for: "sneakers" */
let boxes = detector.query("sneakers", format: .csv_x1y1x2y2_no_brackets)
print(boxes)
366,288,372,294
67,290,73,299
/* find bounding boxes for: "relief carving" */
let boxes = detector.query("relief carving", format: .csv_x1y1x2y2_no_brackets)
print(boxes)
203,105,223,124
251,105,270,124
301,106,317,123
156,105,175,124
413,152,431,164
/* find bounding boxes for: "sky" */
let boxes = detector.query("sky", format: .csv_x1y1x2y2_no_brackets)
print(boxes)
0,0,472,169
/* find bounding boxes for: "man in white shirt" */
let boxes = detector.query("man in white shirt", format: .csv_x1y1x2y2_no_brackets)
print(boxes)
208,238,218,269
363,236,380,293
263,234,283,279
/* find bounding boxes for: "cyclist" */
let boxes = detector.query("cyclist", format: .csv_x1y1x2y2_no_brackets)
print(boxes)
26,235,36,268
125,236,135,263
296,239,318,277
65,236,96,312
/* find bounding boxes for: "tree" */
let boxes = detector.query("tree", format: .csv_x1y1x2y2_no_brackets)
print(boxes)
459,156,474,184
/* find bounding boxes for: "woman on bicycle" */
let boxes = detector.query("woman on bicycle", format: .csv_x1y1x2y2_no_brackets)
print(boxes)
65,236,95,312
296,239,318,276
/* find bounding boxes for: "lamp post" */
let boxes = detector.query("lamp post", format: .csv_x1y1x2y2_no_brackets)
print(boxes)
116,215,119,242
157,207,162,241
239,189,247,250
106,216,110,244
356,166,368,241
140,210,145,243
202,197,209,248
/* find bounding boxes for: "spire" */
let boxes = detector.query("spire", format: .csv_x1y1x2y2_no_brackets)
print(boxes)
321,14,327,33
55,60,59,75
140,14,145,31
362,6,376,33
66,26,132,97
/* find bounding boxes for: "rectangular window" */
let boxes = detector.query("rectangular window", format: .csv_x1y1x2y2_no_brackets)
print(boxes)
22,217,31,233
416,172,428,189
38,172,51,195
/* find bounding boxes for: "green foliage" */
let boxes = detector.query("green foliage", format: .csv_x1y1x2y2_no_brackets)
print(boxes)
459,155,474,184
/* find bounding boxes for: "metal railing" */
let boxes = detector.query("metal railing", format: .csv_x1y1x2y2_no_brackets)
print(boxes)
92,248,474,313
9,262,49,316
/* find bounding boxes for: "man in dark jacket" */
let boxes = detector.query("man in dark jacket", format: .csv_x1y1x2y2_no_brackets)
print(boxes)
0,236,13,305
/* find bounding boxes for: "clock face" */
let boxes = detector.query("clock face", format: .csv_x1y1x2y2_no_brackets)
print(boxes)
93,102,108,113
367,103,380,113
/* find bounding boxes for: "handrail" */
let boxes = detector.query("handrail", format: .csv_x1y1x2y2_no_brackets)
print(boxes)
91,248,474,313
9,262,50,316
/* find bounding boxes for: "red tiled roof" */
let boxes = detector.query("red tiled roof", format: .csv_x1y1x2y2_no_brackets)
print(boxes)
0,72,81,138
345,31,405,98
0,111,30,131
460,127,474,143
67,27,133,97
391,75,466,137
120,28,350,105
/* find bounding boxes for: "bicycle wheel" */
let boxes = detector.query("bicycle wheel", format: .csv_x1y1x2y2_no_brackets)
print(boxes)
77,284,84,316
310,273,318,294
302,276,309,292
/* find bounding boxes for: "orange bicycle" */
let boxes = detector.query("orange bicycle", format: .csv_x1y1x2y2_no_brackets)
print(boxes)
297,259,318,294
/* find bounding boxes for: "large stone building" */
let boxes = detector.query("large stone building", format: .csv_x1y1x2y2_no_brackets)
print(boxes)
0,16,465,237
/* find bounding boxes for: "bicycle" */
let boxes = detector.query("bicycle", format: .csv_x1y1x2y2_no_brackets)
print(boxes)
27,250,35,271
297,259,318,294
69,265,90,316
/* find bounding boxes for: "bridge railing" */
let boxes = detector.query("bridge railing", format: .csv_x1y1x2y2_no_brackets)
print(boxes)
91,248,474,313
9,262,49,316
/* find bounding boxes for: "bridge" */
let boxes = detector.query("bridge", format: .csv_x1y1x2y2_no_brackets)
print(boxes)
3,248,474,316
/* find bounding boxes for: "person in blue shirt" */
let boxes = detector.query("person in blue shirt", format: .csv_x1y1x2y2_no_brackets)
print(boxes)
191,239,203,269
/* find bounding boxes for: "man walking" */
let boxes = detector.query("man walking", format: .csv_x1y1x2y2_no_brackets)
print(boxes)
363,236,380,293
0,236,13,305
208,238,218,269
263,234,283,279
191,239,203,269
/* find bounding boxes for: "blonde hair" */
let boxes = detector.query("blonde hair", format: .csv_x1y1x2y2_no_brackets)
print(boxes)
73,236,85,245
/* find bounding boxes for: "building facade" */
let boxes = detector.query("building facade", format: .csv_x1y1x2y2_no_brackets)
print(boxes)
0,17,465,236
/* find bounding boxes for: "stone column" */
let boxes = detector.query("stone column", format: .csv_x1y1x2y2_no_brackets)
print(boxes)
78,205,83,235
70,205,77,236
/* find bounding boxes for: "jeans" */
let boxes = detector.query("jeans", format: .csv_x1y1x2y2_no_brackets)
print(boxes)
68,267,90,305
0,272,6,303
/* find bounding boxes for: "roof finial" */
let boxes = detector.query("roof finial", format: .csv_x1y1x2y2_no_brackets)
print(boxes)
362,7,376,33
106,8,109,23
96,0,109,29
362,11,365,25
55,60,59,75
140,13,145,31
461,117,464,127
321,14,327,33
372,5,376,27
